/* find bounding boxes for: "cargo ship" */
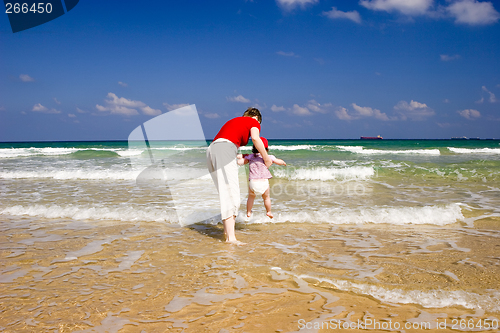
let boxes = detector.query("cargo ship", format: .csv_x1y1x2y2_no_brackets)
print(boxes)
360,135,383,140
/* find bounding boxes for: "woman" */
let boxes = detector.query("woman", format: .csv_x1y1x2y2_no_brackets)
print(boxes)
206,107,272,244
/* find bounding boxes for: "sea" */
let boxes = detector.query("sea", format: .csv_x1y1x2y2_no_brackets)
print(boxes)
1,139,500,332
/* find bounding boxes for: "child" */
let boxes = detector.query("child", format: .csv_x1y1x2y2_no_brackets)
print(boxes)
237,137,286,219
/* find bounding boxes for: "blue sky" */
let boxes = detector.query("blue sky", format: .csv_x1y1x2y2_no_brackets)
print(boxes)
1,0,499,141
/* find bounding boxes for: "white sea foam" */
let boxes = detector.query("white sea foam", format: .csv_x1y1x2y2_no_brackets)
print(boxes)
115,149,143,157
0,147,147,158
268,145,316,151
147,147,206,151
0,170,141,181
239,144,317,151
448,147,500,154
249,204,464,226
1,203,464,227
296,274,500,312
1,204,178,223
337,146,441,155
0,167,208,181
0,147,79,158
273,166,375,181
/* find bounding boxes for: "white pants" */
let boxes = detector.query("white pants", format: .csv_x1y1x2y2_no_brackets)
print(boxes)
206,140,240,220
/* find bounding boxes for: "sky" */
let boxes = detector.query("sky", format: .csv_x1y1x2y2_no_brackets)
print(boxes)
1,0,499,141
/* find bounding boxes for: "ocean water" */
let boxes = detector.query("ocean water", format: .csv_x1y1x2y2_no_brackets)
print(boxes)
1,139,500,332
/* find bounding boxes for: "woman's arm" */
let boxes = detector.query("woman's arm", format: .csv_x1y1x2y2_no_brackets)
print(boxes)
250,127,272,167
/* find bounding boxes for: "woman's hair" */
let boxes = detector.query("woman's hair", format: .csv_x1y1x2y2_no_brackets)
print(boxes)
252,145,269,154
242,107,262,124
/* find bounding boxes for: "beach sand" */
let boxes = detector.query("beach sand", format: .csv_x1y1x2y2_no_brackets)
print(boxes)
1,215,499,332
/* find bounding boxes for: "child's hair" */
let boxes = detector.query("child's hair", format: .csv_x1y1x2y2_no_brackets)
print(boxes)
242,107,262,124
252,145,269,154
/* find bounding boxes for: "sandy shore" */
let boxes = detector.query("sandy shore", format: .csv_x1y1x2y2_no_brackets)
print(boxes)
1,216,500,332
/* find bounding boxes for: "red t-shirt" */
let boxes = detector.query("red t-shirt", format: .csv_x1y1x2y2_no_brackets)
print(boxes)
213,117,261,147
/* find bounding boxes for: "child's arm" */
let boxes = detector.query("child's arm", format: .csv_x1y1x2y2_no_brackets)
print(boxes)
273,158,287,166
236,154,249,166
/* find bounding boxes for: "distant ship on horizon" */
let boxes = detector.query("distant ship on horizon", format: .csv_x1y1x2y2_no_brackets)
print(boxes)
360,135,383,140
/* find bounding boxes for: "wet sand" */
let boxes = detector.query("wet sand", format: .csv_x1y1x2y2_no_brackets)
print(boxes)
1,216,500,332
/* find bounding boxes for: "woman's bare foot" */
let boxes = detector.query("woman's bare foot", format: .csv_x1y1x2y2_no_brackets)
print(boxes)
226,240,246,245
266,211,273,219
247,211,252,218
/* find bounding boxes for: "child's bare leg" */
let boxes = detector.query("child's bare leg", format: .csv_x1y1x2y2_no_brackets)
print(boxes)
262,188,273,218
247,187,256,217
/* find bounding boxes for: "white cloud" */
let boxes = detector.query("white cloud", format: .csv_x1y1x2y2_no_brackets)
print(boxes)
359,0,500,25
227,95,251,103
19,74,35,82
163,103,190,111
307,100,332,114
276,51,300,57
77,107,87,113
440,54,461,61
118,81,128,87
106,93,144,108
276,0,318,10
141,105,162,116
394,100,435,120
352,103,392,120
96,104,138,116
271,104,286,112
291,104,312,116
32,103,61,114
68,114,76,118
95,104,108,112
335,107,355,120
482,86,497,103
53,98,61,104
96,93,160,116
286,100,333,116
335,102,426,121
360,0,433,15
204,113,220,119
314,58,325,65
323,7,362,23
351,103,374,117
458,109,481,119
447,0,500,25
32,103,47,112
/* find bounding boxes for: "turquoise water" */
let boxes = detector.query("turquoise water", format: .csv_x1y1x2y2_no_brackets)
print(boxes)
1,139,499,225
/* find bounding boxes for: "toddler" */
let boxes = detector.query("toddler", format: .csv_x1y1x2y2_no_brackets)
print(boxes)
237,138,286,218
